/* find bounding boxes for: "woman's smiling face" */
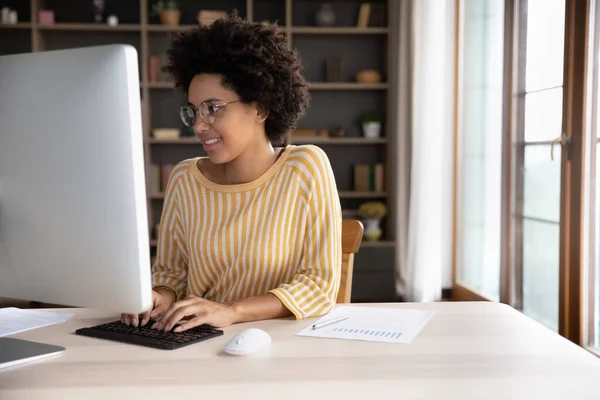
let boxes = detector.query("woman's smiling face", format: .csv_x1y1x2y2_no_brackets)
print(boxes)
187,73,267,164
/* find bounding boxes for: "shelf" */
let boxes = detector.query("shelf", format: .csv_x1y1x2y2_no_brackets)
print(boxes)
361,241,396,248
150,191,387,199
0,23,32,29
149,138,197,145
338,191,388,199
309,82,388,90
37,23,141,32
291,136,387,145
147,24,198,32
292,27,388,35
150,240,158,247
143,81,175,89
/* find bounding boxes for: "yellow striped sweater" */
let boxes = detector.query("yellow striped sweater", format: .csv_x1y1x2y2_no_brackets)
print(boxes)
152,144,342,319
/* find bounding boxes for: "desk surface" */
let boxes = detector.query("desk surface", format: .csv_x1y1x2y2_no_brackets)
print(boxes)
1,302,600,399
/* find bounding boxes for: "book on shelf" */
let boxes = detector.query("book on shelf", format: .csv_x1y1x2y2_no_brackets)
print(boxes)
354,163,385,192
148,163,174,194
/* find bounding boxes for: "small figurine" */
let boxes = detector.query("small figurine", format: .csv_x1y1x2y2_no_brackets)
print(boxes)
331,125,345,137
107,14,118,26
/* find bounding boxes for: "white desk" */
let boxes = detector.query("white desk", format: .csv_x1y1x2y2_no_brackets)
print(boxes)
1,302,600,399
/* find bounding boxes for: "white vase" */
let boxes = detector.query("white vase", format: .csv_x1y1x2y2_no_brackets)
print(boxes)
363,218,382,241
362,122,381,138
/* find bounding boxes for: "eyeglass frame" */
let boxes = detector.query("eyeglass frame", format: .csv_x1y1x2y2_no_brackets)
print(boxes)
179,100,241,127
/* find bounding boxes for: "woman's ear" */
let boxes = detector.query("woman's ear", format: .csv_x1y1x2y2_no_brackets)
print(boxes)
255,102,269,123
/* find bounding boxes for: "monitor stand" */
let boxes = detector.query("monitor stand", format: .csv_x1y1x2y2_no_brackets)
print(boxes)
0,338,65,370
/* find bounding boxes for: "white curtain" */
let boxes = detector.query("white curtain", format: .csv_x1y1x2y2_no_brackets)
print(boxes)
392,0,456,302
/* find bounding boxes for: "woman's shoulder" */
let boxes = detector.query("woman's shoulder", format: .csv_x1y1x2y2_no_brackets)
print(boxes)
164,158,198,189
285,144,332,169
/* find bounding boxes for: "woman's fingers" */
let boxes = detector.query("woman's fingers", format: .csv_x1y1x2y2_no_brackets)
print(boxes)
139,309,152,327
150,303,168,321
162,305,195,331
121,313,131,325
173,314,207,332
160,299,205,331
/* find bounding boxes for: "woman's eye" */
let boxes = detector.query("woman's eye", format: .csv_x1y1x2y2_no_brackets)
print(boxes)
207,104,217,114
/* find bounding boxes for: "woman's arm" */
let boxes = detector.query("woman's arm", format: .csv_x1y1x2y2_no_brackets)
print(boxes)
268,146,342,319
229,293,292,322
156,293,293,332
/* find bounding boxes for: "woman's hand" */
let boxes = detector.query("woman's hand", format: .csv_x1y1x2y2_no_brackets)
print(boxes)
152,295,236,332
121,288,176,327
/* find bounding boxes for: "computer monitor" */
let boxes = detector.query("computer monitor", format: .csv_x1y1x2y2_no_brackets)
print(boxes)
0,45,152,316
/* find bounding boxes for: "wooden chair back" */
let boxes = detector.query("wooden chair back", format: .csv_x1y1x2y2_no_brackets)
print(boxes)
337,219,364,304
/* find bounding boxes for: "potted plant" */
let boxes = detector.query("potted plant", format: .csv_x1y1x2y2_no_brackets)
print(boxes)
360,110,383,138
152,0,180,26
357,201,387,241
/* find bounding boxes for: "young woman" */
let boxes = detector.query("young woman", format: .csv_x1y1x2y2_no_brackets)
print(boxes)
122,15,342,333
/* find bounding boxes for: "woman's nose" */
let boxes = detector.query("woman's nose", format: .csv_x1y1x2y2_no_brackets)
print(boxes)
193,117,210,135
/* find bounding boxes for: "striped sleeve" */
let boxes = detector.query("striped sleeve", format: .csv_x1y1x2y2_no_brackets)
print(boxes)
269,146,343,319
152,165,189,300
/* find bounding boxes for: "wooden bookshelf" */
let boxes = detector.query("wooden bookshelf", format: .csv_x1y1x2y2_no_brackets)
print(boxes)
291,26,388,35
147,24,198,32
0,0,397,301
0,23,32,29
309,82,388,90
37,23,141,31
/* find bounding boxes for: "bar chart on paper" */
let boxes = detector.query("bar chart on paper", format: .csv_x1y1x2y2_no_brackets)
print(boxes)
296,306,434,344
331,327,403,340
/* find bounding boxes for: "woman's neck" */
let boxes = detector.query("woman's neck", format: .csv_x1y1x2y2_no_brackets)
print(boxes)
218,139,281,185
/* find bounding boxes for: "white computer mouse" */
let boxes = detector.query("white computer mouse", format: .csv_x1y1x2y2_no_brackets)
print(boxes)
223,328,272,356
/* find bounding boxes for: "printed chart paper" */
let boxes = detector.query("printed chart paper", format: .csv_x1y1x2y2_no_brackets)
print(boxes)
296,306,434,344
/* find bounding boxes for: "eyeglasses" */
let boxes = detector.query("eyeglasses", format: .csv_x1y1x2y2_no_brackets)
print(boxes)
179,100,240,127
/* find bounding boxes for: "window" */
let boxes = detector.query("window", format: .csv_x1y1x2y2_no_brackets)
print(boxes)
456,0,504,301
512,0,566,331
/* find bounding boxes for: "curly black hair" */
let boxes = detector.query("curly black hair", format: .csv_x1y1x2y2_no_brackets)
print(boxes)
163,14,310,145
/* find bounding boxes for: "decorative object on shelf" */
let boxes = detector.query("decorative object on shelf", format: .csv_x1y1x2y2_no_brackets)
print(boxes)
325,58,344,82
92,0,105,23
197,10,227,26
1,7,9,24
148,56,160,82
107,14,118,26
153,128,180,140
356,69,382,83
360,110,382,138
7,9,16,23
315,3,336,26
148,54,170,82
331,125,345,138
153,0,181,26
2,7,17,24
38,9,55,25
357,201,386,241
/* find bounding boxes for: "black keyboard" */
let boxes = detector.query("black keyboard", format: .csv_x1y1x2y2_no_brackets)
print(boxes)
75,320,223,350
